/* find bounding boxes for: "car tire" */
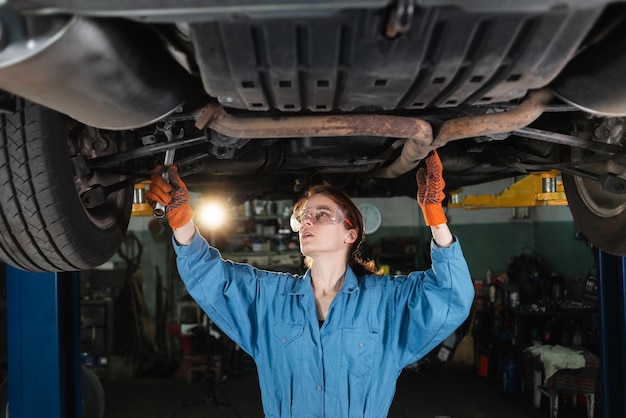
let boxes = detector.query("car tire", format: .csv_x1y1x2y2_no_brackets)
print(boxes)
0,99,132,272
0,366,105,418
562,171,626,256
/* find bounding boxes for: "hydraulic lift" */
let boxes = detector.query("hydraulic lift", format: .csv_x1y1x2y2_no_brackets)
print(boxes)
448,170,568,209
596,250,626,418
5,269,83,418
3,250,626,418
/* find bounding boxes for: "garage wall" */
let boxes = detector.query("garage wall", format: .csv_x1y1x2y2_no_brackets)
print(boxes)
356,178,595,284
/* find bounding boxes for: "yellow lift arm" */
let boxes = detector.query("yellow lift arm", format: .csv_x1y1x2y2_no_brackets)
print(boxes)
448,170,568,209
131,181,154,216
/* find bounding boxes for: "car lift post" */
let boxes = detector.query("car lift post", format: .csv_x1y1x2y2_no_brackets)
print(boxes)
596,250,626,418
6,266,83,418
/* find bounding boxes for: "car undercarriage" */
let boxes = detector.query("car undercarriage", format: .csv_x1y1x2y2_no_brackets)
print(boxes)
0,0,625,271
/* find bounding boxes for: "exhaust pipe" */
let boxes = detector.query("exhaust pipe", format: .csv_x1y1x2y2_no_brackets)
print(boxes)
195,89,553,178
0,7,189,130
376,89,553,178
195,101,433,142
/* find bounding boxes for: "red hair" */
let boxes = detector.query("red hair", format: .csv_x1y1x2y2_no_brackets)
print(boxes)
294,184,381,275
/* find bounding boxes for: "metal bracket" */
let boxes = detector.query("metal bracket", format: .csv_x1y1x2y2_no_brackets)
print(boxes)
80,177,138,208
514,127,626,155
560,167,626,195
386,0,415,38
88,134,208,168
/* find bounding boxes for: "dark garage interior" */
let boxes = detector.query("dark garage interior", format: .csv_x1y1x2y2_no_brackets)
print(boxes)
2,186,624,417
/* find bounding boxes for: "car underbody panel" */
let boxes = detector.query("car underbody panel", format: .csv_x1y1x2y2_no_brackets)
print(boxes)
1,1,626,270
188,7,599,113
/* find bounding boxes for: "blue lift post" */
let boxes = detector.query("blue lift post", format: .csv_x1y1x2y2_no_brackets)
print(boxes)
596,250,626,418
6,266,83,418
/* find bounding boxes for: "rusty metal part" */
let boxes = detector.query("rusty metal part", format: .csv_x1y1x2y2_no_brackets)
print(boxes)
375,89,554,178
196,101,433,142
194,101,224,129
433,89,554,146
373,133,434,178
194,89,553,179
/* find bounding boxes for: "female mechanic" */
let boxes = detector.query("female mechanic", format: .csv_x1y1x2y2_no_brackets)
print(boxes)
147,150,474,418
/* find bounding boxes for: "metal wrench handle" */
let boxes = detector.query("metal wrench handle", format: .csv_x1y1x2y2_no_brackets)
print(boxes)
153,148,176,218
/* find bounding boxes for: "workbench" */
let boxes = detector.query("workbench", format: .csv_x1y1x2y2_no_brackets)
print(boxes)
524,344,599,418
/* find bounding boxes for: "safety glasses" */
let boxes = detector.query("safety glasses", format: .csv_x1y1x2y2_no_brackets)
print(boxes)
290,205,354,232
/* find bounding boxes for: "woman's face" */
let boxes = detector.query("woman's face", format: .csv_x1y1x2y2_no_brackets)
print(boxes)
297,194,355,258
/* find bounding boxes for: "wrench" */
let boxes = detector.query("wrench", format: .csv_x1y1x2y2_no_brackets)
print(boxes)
153,148,176,218
153,128,178,218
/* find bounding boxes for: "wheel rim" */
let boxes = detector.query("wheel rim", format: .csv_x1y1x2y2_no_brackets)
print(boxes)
74,169,128,230
573,174,626,218
70,126,130,230
570,132,626,218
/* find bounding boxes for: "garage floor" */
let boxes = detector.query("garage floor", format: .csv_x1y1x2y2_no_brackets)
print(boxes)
101,368,592,418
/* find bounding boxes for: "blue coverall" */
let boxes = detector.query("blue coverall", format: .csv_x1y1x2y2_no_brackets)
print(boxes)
174,230,474,417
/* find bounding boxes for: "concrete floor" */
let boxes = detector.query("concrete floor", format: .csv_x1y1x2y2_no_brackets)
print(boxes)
101,368,593,418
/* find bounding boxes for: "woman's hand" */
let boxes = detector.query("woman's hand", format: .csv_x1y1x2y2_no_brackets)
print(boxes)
146,165,196,245
416,150,447,227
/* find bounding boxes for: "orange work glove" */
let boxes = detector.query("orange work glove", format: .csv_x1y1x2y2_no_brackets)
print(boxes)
146,165,194,229
416,150,447,227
